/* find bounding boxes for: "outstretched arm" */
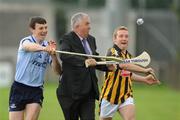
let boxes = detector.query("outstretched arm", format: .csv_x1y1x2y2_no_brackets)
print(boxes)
22,39,62,75
131,73,160,85
22,40,47,52
119,63,154,74
49,41,62,75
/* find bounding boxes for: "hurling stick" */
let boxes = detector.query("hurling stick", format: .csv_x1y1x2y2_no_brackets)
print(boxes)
55,50,123,61
86,51,151,67
56,50,150,67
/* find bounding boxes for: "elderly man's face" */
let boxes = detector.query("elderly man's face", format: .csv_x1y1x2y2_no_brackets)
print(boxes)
77,16,91,38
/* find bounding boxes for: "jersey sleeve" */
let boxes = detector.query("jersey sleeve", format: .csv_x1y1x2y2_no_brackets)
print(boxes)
19,38,32,51
106,47,117,57
106,47,122,70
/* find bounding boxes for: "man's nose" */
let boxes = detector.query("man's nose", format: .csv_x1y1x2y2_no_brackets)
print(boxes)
123,37,127,40
43,28,47,32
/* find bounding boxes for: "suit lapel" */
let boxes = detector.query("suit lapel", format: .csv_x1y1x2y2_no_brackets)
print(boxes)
71,31,86,54
87,37,95,55
71,31,95,55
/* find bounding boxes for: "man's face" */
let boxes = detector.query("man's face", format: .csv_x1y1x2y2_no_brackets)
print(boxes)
114,30,129,50
31,23,48,41
77,16,91,38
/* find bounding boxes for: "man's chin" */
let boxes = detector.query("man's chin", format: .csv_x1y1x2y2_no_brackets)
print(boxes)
120,45,128,50
40,36,46,40
84,33,89,38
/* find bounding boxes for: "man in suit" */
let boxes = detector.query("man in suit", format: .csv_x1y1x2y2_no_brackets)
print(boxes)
56,12,109,120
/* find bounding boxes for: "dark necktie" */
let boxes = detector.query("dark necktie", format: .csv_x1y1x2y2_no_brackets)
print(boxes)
82,39,91,55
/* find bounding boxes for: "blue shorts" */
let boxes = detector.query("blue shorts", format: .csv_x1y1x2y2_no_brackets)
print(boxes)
9,81,44,111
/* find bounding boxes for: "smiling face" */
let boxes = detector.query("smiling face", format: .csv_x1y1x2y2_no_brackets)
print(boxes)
113,28,129,52
31,23,48,42
29,16,47,42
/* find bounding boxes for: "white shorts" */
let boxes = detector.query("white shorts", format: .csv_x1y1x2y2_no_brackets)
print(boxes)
100,97,134,118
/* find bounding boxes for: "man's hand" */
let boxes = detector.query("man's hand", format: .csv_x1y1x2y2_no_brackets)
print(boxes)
49,40,56,49
107,64,117,71
44,40,57,55
145,67,154,74
85,58,97,67
145,68,161,84
144,74,161,85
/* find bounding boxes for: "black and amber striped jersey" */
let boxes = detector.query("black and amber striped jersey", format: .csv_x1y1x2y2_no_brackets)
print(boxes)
100,44,133,105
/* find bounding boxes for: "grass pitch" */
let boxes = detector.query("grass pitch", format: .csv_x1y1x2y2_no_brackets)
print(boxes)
0,82,179,120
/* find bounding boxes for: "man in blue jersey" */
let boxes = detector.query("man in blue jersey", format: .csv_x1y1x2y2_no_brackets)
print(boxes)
9,16,61,120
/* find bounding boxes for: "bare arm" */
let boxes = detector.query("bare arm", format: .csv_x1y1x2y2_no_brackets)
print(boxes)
131,73,160,85
22,40,62,75
22,40,46,52
119,63,153,74
49,41,62,75
51,54,62,75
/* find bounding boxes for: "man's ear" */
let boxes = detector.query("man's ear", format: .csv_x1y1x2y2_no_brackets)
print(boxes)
75,24,80,29
113,38,116,43
29,27,34,33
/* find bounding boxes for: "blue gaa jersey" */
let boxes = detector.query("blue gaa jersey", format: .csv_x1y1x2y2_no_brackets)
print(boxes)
15,35,52,87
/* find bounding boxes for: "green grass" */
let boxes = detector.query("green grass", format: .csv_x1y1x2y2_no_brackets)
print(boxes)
0,83,180,120
131,85,180,120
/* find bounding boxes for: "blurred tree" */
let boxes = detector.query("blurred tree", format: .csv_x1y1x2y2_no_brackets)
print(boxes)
55,9,67,44
131,0,180,39
87,0,105,7
52,0,78,4
171,0,180,21
51,0,105,7
131,0,172,9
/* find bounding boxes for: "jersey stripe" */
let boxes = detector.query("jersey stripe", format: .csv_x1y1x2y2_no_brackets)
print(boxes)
106,70,118,101
100,45,133,104
114,76,122,104
109,70,120,103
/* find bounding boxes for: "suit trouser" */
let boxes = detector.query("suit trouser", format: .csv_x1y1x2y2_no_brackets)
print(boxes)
56,89,95,120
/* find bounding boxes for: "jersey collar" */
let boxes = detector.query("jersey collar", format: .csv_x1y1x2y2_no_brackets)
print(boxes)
113,44,128,55
31,35,46,46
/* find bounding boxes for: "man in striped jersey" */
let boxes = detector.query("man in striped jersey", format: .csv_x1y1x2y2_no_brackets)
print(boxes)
99,26,160,120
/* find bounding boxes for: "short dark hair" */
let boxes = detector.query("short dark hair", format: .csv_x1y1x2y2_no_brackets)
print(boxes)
29,16,47,29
